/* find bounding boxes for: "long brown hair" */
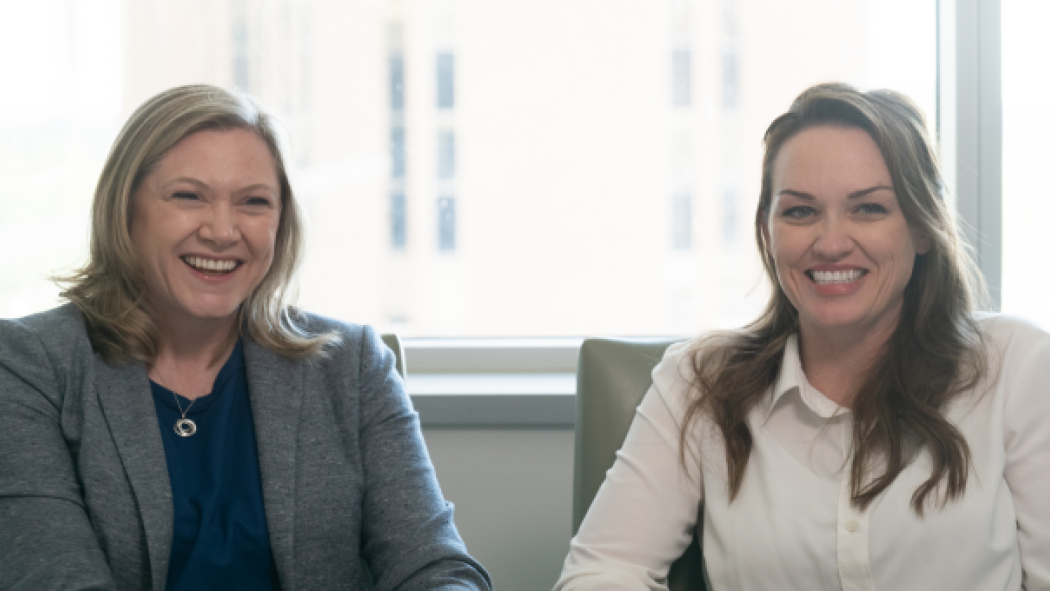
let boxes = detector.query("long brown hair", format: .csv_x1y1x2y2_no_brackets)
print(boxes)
680,83,987,514
59,85,338,364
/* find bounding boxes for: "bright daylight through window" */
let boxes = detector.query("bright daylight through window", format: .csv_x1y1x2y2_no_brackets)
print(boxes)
1000,0,1050,329
0,0,936,338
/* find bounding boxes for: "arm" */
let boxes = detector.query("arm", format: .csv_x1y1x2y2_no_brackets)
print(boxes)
355,326,492,591
1000,321,1050,590
555,349,704,591
0,318,115,590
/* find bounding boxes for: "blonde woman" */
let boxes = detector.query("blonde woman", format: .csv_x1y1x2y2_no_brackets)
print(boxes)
557,84,1050,590
0,85,491,591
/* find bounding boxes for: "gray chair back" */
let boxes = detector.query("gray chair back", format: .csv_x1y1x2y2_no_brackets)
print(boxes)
574,337,706,591
380,333,406,378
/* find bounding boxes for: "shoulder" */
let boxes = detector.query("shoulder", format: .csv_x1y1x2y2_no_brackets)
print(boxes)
284,310,393,372
2,303,87,342
650,340,700,417
0,303,91,365
0,303,94,402
291,309,365,339
974,312,1050,357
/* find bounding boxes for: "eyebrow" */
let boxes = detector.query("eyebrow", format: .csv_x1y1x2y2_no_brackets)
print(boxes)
161,177,279,195
777,185,894,200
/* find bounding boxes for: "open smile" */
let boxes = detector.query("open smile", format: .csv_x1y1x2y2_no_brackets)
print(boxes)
181,255,243,276
805,268,868,285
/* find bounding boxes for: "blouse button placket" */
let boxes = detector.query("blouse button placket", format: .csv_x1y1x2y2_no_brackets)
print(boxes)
837,457,876,591
835,455,877,587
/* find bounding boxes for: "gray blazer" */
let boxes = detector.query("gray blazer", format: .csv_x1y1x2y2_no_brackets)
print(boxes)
0,304,491,591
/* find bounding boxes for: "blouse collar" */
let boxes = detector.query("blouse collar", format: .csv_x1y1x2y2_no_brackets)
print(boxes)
759,333,850,425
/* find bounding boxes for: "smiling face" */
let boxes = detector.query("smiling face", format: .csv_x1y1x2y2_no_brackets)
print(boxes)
130,128,282,331
763,125,930,342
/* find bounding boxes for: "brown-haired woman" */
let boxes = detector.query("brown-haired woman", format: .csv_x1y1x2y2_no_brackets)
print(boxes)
555,83,1050,590
0,85,491,590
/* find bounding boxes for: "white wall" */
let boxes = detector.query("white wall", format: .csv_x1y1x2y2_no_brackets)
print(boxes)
423,429,575,591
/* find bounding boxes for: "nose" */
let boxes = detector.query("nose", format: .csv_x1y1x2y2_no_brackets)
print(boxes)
812,214,853,259
198,202,240,248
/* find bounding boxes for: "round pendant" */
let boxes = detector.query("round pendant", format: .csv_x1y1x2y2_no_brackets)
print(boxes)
174,418,197,437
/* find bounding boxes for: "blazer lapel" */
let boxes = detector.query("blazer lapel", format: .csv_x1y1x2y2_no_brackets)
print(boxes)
94,357,173,591
244,337,303,591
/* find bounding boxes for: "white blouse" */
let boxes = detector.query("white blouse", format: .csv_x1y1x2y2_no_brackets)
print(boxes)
556,314,1050,591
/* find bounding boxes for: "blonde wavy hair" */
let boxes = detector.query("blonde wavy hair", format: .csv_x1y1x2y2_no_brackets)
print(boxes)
60,84,337,364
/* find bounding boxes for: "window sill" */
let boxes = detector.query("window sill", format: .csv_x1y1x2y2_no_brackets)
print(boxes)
408,373,576,429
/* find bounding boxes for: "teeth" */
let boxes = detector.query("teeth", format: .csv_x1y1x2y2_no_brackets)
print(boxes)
812,269,864,285
184,256,237,273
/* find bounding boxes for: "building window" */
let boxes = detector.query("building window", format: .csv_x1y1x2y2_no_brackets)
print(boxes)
438,129,455,180
438,196,456,251
436,52,454,109
671,192,692,250
390,127,406,179
389,54,405,110
391,192,407,249
672,49,691,107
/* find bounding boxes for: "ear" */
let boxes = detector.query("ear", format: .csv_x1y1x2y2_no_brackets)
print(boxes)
912,227,932,255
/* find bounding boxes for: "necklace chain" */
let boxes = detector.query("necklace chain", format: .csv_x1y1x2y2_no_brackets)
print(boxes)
154,364,199,437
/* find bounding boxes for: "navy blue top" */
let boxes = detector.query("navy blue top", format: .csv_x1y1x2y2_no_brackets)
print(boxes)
150,340,281,591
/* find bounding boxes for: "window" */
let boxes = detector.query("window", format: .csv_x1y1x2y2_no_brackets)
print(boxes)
438,196,456,252
2,0,949,338
437,130,455,180
1000,0,1050,325
389,54,405,111
391,192,407,250
436,52,454,110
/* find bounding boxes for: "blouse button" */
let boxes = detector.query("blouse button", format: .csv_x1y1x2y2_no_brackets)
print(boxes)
844,520,860,533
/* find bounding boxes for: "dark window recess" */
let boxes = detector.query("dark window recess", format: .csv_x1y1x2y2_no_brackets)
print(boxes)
438,130,455,180
389,54,405,110
722,49,738,108
436,52,454,109
722,187,737,244
672,192,692,250
391,192,407,249
438,196,456,251
391,127,406,179
672,49,691,107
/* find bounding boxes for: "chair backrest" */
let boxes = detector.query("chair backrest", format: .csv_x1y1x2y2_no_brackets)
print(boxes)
574,337,706,591
380,333,406,378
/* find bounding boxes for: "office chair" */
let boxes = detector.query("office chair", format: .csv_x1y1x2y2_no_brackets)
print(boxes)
380,333,406,378
574,337,706,591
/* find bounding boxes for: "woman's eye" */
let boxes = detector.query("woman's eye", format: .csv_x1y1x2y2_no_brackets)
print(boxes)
856,203,888,215
246,196,272,207
172,191,198,200
782,206,815,220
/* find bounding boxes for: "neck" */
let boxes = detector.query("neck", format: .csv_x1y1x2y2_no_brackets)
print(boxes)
157,313,238,365
797,315,898,408
149,311,240,399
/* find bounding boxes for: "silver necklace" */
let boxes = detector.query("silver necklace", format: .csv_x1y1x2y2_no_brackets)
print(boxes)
154,365,198,437
172,393,197,437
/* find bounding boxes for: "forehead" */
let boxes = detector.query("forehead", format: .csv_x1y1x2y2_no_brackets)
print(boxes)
154,128,278,177
772,125,890,191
